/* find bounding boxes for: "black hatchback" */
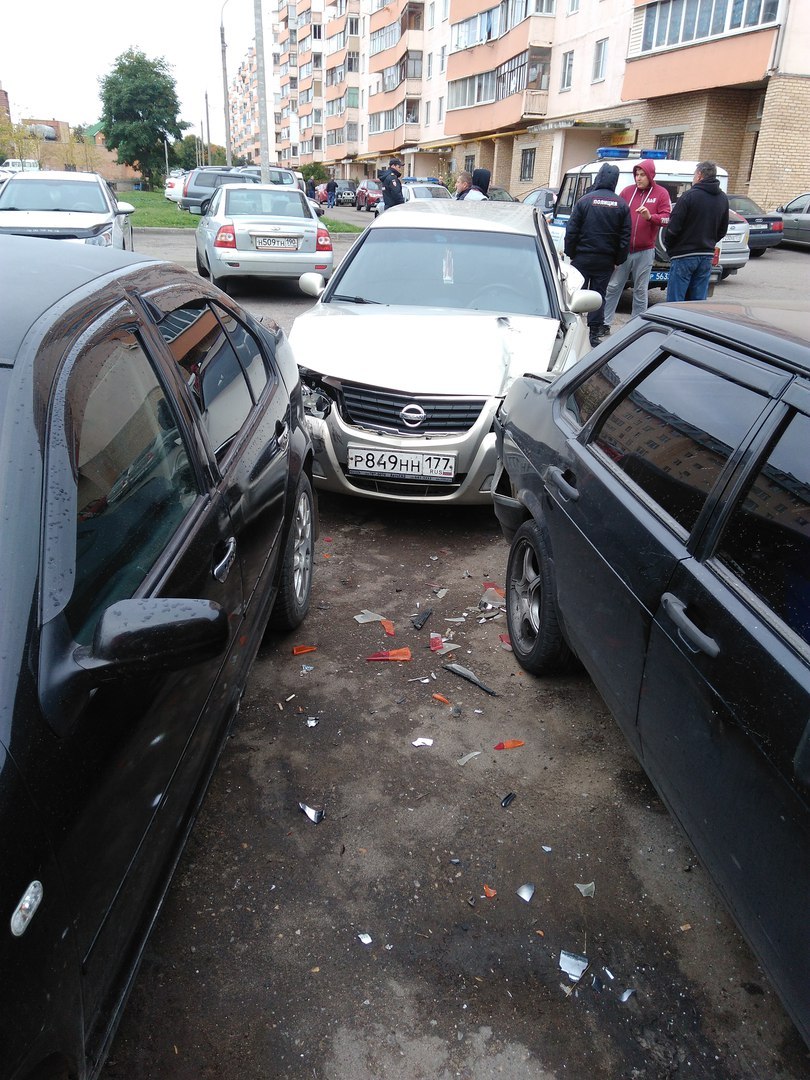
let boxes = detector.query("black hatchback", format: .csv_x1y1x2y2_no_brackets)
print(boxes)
0,236,316,1079
493,301,810,1048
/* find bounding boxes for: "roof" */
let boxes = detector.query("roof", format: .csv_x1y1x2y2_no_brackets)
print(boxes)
0,235,153,363
372,200,543,236
1,170,103,183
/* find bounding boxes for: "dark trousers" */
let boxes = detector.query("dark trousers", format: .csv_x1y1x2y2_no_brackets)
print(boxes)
572,260,612,330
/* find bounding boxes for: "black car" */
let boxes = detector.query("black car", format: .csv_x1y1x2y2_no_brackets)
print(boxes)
178,167,262,214
0,235,316,1079
493,301,810,1048
728,194,784,256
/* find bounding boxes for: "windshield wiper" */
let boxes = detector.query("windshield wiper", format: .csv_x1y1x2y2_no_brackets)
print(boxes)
330,293,381,304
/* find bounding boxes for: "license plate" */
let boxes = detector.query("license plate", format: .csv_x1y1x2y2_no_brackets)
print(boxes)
749,224,768,230
347,446,456,481
255,236,298,250
649,269,669,283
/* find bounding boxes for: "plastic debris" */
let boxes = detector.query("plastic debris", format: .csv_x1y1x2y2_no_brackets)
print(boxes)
620,989,637,1003
293,644,317,655
358,933,372,945
604,967,615,981
542,845,553,853
444,616,466,624
366,648,412,661
354,610,384,623
483,884,497,899
516,883,535,903
432,693,451,705
501,792,517,809
498,633,512,651
381,619,395,637
443,662,498,696
306,717,319,728
449,857,461,865
559,950,589,982
494,740,524,750
411,609,433,630
300,664,314,674
412,738,434,747
457,751,482,766
434,588,448,599
479,587,506,609
299,802,325,824
408,676,432,683
482,581,505,596
575,881,596,898
429,632,443,652
680,923,692,932
591,974,604,992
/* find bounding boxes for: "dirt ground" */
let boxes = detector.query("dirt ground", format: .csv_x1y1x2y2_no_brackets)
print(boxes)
101,493,810,1080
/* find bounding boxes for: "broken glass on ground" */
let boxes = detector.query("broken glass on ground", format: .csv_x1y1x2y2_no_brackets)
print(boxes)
354,610,385,623
516,883,535,903
457,751,482,766
559,950,589,981
443,662,498,696
412,737,434,747
575,881,596,897
358,933,372,945
299,802,325,824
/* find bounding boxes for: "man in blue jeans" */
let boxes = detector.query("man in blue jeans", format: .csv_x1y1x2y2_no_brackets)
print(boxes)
664,161,729,302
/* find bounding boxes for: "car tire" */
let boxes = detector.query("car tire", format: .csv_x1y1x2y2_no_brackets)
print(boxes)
211,266,232,294
196,248,209,277
720,268,732,280
269,473,315,631
506,518,576,676
749,247,765,257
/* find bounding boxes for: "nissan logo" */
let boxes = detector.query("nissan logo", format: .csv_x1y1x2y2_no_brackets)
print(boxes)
400,403,426,428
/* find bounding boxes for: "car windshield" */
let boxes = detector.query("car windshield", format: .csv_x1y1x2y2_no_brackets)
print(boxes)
225,189,310,218
409,185,451,200
330,227,553,316
730,196,766,215
0,178,108,213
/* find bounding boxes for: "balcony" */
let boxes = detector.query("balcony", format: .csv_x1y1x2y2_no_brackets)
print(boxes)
523,89,548,118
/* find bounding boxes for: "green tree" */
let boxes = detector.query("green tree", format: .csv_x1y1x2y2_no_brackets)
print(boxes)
301,163,328,185
100,49,188,188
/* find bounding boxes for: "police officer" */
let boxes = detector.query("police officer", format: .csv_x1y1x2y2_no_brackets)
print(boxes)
380,158,405,211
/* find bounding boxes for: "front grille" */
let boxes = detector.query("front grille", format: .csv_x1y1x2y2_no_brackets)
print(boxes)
342,471,466,498
340,383,487,435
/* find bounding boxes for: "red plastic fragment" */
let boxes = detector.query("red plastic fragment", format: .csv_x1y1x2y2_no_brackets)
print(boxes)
293,645,317,655
381,619,395,637
366,648,412,662
494,739,525,750
432,693,451,705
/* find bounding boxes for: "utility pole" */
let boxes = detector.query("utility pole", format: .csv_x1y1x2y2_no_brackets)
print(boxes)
221,0,233,166
254,0,271,183
205,92,212,165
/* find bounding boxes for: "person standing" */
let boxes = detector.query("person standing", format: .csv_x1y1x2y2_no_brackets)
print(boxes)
306,177,316,199
564,163,631,348
467,168,490,201
601,160,671,336
454,171,473,199
380,158,405,211
326,176,338,209
664,161,729,302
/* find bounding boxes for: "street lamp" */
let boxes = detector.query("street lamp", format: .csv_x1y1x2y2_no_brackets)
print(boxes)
220,0,233,166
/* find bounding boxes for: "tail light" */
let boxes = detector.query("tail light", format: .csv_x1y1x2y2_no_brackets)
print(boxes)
773,220,783,232
712,245,721,266
183,173,192,196
316,227,332,251
215,225,237,249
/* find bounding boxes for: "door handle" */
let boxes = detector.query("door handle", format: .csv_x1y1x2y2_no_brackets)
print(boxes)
546,465,579,502
661,592,719,658
276,419,289,452
213,536,237,583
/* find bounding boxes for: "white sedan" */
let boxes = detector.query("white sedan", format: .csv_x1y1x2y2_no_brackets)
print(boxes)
290,201,601,505
195,183,334,294
0,170,135,249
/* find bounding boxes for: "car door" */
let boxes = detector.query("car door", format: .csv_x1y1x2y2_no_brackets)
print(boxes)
780,194,810,244
638,387,810,1046
32,302,246,1052
544,332,775,745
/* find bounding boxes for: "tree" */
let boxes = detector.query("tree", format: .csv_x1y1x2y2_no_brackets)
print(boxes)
100,49,188,188
301,163,328,185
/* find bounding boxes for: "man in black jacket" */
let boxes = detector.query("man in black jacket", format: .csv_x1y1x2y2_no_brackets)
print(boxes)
664,161,729,301
380,159,405,211
564,163,631,347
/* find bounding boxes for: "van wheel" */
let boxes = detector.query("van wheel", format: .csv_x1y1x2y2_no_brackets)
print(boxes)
506,519,576,676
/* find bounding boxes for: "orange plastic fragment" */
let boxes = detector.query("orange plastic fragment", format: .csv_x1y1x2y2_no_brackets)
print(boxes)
366,648,412,662
429,632,443,652
432,693,451,705
494,739,525,750
483,884,497,898
292,645,317,655
381,619,395,637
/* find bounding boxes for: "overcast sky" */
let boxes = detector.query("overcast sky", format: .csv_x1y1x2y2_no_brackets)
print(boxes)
2,0,268,146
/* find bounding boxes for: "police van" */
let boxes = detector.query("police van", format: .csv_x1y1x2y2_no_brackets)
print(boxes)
549,148,747,289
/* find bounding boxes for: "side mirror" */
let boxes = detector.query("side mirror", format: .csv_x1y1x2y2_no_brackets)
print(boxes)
190,204,204,216
116,201,135,216
775,205,785,213
299,272,326,298
569,289,604,315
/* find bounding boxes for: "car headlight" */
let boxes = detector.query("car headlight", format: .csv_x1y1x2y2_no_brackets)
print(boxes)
85,225,114,247
299,369,335,419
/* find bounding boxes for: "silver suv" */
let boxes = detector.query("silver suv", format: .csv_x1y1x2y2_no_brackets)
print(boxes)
178,168,261,214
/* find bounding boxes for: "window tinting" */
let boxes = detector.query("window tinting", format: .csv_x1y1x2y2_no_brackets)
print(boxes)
216,306,270,399
67,332,196,644
156,300,253,454
565,331,667,428
592,356,767,534
716,412,810,645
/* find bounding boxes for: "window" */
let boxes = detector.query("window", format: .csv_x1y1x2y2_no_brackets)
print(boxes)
428,1,435,25
560,50,574,90
654,132,684,158
568,0,580,11
440,46,447,72
427,52,433,78
67,332,196,644
348,15,359,34
438,96,444,120
564,332,668,427
425,100,431,125
592,357,767,534
520,148,536,182
592,38,608,81
716,412,810,646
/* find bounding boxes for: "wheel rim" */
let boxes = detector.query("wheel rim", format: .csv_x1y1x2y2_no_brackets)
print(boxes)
509,537,542,648
291,489,313,605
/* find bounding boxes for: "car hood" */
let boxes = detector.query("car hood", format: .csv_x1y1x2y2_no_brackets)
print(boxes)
0,210,113,236
290,306,563,396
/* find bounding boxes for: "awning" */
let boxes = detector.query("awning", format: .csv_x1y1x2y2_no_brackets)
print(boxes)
528,117,633,133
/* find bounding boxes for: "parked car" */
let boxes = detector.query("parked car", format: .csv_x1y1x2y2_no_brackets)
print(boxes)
728,194,783,256
178,167,261,214
195,183,333,293
493,299,810,1051
714,207,750,278
334,179,357,206
520,187,557,216
373,180,452,215
776,193,810,247
487,186,517,202
164,172,187,202
0,233,316,1080
0,169,135,249
289,201,601,504
355,178,383,212
236,165,300,188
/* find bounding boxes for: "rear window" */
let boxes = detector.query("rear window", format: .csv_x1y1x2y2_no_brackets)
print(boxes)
225,188,310,218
